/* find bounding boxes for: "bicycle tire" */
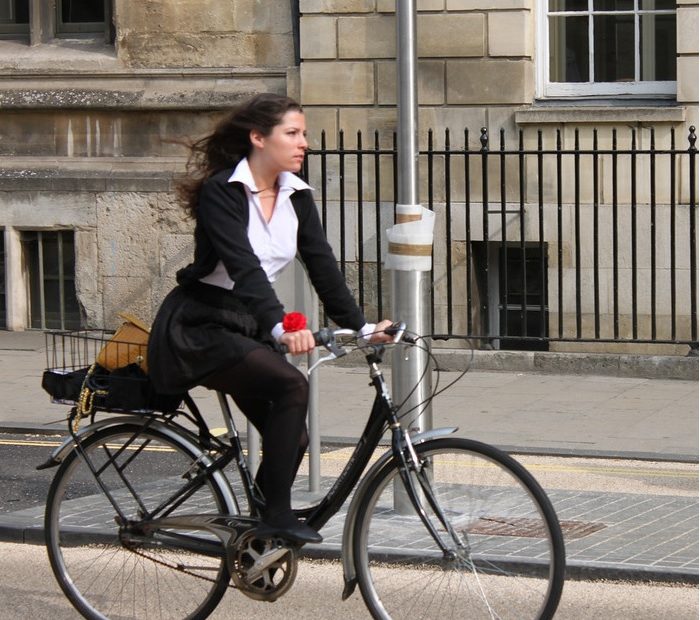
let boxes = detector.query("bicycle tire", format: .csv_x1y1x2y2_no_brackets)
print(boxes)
352,437,565,620
45,423,232,620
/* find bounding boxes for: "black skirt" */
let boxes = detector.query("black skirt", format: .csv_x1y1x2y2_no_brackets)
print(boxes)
148,282,280,395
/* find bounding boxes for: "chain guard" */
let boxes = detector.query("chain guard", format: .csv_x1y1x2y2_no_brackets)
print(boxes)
228,530,298,601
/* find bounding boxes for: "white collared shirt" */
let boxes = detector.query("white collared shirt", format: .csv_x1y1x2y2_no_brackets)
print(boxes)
199,158,312,290
199,159,376,342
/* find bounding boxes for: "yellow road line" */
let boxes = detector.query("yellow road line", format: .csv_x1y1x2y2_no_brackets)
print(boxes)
2,438,697,479
0,437,173,453
0,438,62,448
314,451,698,478
525,463,698,478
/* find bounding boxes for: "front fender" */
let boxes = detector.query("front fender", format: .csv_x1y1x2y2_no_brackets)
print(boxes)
339,426,458,599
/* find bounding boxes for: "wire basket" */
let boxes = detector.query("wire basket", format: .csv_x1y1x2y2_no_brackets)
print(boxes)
42,330,181,413
45,329,123,372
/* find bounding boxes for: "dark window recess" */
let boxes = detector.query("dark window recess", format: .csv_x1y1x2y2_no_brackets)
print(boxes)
61,0,103,23
57,0,111,37
0,0,29,37
22,231,81,330
2,0,113,41
0,0,28,22
499,245,549,351
472,241,548,352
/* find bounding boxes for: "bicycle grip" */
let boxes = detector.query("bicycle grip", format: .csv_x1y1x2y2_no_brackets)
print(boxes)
278,327,332,355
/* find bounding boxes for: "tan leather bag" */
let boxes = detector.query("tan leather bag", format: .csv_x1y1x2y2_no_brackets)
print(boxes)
96,312,150,373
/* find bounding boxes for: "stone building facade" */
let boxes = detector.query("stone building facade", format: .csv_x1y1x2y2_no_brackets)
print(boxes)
0,0,697,353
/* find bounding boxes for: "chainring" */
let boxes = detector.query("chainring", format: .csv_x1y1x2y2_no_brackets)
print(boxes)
228,530,298,601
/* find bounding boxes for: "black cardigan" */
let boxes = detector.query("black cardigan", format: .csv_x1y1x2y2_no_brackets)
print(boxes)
176,169,366,334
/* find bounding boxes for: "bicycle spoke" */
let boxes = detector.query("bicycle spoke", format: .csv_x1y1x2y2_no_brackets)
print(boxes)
354,438,565,620
45,424,231,619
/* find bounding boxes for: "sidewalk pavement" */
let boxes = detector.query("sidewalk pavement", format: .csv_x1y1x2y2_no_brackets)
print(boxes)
0,330,697,583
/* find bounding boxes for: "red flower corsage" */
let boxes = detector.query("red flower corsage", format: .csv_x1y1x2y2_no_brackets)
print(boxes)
282,311,307,332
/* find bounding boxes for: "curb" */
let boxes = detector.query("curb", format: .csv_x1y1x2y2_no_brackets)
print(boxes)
428,349,699,381
300,543,700,585
2,520,696,586
0,422,66,435
319,436,699,464
563,559,699,585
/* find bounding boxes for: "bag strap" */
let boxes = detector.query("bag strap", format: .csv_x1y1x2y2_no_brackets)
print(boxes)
74,363,108,432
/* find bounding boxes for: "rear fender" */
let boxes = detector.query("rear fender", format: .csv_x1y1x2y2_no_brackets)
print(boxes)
37,416,237,516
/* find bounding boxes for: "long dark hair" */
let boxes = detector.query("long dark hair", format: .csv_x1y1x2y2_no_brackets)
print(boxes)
176,93,303,218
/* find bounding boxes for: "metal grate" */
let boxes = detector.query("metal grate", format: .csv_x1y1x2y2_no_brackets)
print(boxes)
466,516,606,540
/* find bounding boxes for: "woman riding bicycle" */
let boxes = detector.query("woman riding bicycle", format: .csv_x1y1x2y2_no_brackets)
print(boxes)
148,93,393,545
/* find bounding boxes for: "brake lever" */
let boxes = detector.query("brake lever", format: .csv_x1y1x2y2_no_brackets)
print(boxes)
307,329,353,374
308,351,339,374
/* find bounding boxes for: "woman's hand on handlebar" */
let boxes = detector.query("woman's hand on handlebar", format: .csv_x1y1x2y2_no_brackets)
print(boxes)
369,319,396,343
279,329,316,355
281,319,399,354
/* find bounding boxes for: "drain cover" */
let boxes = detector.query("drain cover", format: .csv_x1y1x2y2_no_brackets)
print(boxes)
466,517,606,539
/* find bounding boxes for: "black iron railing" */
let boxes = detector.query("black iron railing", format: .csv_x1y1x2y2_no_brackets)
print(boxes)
302,126,698,352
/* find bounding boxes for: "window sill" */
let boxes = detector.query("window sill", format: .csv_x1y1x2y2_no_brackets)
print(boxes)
515,104,687,125
0,40,287,109
0,38,119,71
0,156,184,192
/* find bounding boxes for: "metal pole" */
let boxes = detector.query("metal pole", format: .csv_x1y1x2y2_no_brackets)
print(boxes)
396,1,419,207
246,422,261,477
306,284,321,493
393,0,432,431
392,0,433,512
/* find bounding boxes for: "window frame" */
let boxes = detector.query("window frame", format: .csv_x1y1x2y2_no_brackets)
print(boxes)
21,229,80,331
55,0,110,37
536,0,677,99
0,0,30,38
0,0,113,44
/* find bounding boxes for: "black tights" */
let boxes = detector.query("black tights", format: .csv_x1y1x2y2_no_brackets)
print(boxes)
201,347,309,521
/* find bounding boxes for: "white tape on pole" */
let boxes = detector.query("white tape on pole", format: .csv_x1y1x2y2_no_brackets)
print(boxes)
384,204,435,271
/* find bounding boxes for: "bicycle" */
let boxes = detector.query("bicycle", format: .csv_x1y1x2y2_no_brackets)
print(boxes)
40,323,565,620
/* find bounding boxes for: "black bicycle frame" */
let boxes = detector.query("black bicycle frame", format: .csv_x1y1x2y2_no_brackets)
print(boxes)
303,391,389,530
157,347,396,534
80,343,451,556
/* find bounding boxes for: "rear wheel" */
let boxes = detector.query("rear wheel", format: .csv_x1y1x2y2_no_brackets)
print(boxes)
353,437,565,620
45,424,232,620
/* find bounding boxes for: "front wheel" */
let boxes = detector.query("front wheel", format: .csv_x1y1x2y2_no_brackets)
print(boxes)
353,437,565,620
45,423,232,620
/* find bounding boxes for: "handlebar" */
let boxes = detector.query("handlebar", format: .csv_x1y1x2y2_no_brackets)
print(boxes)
279,321,414,359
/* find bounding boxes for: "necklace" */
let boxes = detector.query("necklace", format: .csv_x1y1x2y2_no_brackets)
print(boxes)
251,182,278,195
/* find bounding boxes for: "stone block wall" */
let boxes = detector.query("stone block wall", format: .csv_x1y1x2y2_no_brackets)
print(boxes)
116,0,294,68
0,0,696,354
298,0,698,157
0,1,298,329
295,1,697,354
0,164,189,330
299,0,536,146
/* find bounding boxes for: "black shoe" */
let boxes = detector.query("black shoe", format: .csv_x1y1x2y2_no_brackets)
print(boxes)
256,519,323,545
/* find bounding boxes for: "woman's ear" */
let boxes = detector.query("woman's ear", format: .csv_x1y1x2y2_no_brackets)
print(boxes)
249,129,265,150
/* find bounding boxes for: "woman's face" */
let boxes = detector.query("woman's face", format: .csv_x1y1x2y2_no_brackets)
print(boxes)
251,110,308,173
